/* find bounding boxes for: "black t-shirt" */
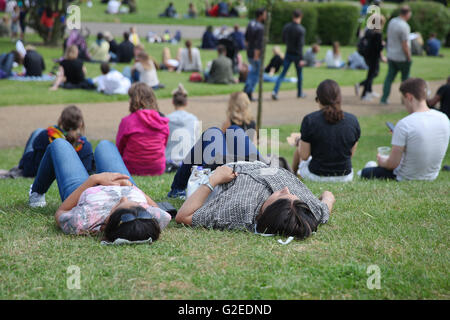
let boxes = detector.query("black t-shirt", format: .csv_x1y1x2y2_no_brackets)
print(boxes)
117,40,134,63
24,50,45,77
282,22,305,58
264,54,283,74
365,29,383,61
231,119,256,141
60,58,85,84
437,84,450,118
245,20,264,59
109,39,119,54
300,111,361,176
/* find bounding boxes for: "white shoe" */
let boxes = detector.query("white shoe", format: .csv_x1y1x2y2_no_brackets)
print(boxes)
362,94,373,101
364,161,377,168
29,185,46,208
354,84,360,97
370,91,380,98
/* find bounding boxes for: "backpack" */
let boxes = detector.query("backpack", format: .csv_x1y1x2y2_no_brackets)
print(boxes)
357,30,370,58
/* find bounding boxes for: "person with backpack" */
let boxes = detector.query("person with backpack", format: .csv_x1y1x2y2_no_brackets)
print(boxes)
355,14,386,101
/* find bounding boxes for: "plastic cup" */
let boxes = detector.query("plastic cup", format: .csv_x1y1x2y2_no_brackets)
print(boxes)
377,146,391,160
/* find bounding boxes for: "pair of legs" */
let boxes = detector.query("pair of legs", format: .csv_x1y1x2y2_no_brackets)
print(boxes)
381,60,411,103
273,54,303,97
170,125,260,191
32,139,135,201
359,58,380,97
360,166,396,180
243,58,261,99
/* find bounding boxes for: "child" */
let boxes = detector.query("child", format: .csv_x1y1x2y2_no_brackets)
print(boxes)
93,62,131,95
18,105,94,178
116,83,170,176
165,84,199,172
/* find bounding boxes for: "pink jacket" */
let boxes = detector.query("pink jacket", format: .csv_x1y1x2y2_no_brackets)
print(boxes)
116,109,169,176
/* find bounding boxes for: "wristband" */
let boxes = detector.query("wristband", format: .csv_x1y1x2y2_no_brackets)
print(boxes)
203,182,214,192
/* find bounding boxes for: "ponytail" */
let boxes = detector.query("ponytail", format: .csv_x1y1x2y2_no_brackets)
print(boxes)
316,79,344,124
186,40,192,63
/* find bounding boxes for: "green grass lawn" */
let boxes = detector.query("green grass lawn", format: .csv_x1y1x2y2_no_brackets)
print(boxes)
0,111,449,299
78,0,248,26
1,34,449,107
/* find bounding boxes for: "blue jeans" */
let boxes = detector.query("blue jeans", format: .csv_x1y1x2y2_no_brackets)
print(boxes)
273,54,303,97
244,58,261,94
171,125,260,191
32,139,135,201
361,167,396,180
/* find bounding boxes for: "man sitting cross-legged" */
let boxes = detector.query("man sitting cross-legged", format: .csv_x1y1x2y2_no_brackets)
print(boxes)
361,78,449,181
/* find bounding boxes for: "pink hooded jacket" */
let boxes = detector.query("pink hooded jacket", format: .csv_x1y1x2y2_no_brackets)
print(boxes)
116,109,170,176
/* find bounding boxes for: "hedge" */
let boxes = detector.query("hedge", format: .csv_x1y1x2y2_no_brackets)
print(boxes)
389,2,450,46
316,3,360,46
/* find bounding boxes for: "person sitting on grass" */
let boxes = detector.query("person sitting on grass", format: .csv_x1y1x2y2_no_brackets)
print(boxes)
0,49,22,79
88,32,110,63
159,2,178,18
184,2,197,18
325,42,345,69
177,40,202,73
51,45,95,90
264,46,284,76
291,79,360,182
427,76,450,119
221,91,256,143
304,44,321,67
93,62,131,95
130,51,163,90
0,106,95,180
205,44,237,84
165,84,200,172
201,26,217,50
28,138,171,243
116,83,169,176
425,33,441,57
23,45,45,77
361,78,450,181
117,32,135,63
175,162,335,241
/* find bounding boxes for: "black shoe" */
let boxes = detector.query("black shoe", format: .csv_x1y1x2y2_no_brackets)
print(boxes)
245,91,254,102
271,92,278,100
443,165,450,171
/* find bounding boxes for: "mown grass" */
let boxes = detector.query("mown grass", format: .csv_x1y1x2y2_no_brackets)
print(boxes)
0,111,449,299
1,34,449,107
77,0,248,27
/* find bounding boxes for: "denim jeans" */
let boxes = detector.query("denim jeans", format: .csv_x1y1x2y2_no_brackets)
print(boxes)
273,54,303,97
243,58,261,94
361,166,396,180
170,125,260,191
32,139,135,201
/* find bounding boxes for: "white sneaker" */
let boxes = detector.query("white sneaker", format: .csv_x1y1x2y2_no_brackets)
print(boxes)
354,83,360,97
29,185,46,208
370,91,380,98
362,94,373,102
364,161,377,168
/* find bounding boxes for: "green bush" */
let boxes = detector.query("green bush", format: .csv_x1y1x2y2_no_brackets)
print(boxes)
269,2,318,44
316,3,360,46
389,2,450,44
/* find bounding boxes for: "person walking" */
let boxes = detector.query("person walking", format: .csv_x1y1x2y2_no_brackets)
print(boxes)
243,8,266,101
271,9,306,101
380,5,412,105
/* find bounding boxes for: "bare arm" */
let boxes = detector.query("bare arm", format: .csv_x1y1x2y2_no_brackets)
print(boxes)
351,142,358,157
377,145,404,170
299,140,311,161
319,191,336,214
55,173,130,226
427,94,441,108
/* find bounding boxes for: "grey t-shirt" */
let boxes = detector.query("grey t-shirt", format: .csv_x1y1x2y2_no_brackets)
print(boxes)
165,110,199,163
392,109,450,181
304,48,317,67
386,17,411,62
192,161,330,231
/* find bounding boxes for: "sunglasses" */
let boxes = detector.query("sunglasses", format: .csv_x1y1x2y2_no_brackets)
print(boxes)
118,210,154,226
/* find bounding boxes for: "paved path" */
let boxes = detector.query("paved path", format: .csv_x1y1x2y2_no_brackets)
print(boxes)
0,81,445,149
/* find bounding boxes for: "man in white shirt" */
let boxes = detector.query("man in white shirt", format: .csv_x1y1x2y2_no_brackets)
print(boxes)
362,78,449,181
94,62,131,95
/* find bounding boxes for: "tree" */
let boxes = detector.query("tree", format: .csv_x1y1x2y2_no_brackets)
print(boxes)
26,0,70,45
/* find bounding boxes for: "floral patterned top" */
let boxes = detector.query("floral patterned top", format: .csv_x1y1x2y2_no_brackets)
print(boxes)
58,185,171,235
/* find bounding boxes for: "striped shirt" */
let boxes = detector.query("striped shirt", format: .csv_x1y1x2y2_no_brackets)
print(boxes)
192,161,330,231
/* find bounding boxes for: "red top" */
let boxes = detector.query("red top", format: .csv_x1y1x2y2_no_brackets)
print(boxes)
40,12,59,28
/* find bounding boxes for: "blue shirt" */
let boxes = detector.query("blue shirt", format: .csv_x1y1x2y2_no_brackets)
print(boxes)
426,38,441,56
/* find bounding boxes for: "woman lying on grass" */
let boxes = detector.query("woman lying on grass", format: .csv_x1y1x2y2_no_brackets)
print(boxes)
29,139,171,243
175,162,335,240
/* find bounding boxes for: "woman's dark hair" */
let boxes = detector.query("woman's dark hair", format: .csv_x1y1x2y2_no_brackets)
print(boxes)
45,7,53,18
257,199,319,240
316,79,344,124
103,206,161,242
185,40,192,63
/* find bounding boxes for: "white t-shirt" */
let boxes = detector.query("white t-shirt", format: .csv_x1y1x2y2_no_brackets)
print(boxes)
135,61,159,87
165,110,200,163
94,70,131,95
392,109,449,181
107,0,120,14
325,50,343,68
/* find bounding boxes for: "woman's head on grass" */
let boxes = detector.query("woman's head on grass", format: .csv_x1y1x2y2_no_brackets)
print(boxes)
102,197,161,242
257,187,319,239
